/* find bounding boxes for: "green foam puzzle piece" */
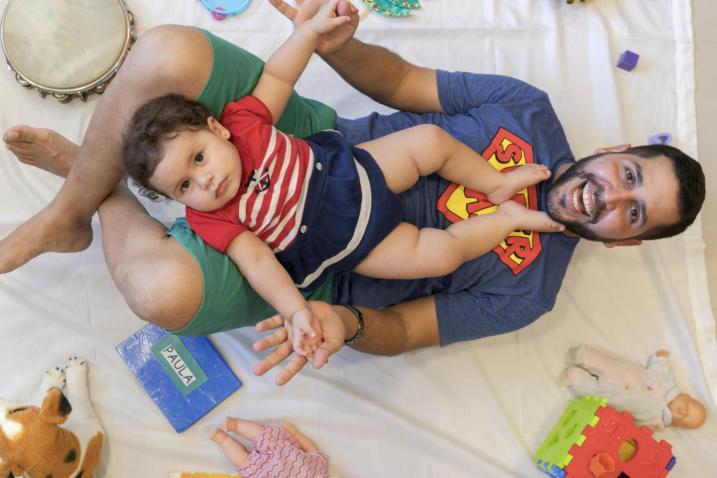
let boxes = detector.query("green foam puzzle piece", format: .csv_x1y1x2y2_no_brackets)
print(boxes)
535,396,608,470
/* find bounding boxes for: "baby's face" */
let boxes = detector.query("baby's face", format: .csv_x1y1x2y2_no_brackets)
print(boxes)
668,393,706,429
150,117,242,211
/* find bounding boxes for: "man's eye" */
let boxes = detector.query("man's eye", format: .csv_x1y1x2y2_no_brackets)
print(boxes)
630,205,639,223
626,168,634,185
194,153,204,163
180,180,190,192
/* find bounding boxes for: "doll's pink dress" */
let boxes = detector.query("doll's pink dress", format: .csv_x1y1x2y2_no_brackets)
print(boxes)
238,425,329,478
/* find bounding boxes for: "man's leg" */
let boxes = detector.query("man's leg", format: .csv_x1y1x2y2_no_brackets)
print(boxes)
0,25,212,273
4,128,201,330
99,183,202,330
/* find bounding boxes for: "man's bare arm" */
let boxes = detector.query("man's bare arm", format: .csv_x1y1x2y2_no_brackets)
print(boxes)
321,39,442,114
253,295,440,385
269,0,442,114
340,295,440,355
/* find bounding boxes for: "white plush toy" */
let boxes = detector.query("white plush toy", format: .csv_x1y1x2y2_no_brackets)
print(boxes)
0,357,105,477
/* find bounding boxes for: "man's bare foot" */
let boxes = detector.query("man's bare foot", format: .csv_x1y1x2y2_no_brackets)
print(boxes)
3,125,78,178
1,126,90,272
0,209,93,273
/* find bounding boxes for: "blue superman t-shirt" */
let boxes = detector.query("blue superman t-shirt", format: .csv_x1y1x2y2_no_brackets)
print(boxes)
333,71,580,346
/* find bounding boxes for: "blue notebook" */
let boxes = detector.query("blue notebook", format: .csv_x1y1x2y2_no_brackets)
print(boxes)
116,324,241,433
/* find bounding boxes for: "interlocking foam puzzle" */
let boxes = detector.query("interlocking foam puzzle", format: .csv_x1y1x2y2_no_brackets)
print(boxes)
535,397,676,478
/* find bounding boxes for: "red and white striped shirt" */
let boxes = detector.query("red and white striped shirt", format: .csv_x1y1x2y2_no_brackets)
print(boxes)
186,96,313,253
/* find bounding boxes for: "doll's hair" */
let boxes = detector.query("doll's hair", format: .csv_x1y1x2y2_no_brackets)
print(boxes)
122,94,214,201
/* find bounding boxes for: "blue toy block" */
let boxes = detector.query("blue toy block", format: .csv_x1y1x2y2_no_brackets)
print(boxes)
618,50,640,71
648,132,672,145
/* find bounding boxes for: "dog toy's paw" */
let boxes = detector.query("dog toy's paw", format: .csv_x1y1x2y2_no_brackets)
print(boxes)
64,356,88,377
42,366,67,391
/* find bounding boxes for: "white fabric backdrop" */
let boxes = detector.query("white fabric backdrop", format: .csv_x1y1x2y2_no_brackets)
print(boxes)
0,0,715,476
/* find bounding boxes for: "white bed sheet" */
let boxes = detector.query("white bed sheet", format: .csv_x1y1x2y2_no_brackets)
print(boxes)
1,0,716,476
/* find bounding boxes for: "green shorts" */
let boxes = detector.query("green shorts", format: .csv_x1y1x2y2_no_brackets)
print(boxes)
168,30,337,336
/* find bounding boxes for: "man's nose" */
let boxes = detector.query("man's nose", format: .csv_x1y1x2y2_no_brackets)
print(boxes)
603,186,632,209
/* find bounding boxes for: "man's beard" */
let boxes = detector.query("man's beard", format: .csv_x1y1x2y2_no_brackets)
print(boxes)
546,153,607,242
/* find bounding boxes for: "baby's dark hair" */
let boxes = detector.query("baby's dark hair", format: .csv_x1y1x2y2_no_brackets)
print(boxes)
122,93,214,200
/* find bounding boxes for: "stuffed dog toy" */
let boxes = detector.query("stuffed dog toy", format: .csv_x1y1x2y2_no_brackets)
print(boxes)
0,357,104,477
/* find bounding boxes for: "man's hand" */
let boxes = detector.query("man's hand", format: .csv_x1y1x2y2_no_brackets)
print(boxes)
253,300,346,385
268,0,360,55
288,307,322,358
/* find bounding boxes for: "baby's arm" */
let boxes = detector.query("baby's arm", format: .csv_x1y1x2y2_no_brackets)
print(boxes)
226,232,321,356
252,0,350,123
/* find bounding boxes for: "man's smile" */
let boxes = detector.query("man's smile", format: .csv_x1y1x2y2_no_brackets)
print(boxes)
572,180,595,219
563,176,603,224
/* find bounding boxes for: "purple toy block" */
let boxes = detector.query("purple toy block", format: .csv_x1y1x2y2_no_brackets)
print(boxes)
618,50,640,71
648,132,672,145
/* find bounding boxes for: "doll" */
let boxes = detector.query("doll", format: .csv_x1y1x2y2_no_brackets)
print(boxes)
559,345,707,429
210,417,329,478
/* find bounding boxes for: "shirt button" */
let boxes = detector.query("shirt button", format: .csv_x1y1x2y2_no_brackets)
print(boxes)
315,162,323,171
300,225,308,234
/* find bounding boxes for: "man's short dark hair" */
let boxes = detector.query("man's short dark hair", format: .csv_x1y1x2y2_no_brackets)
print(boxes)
122,93,214,200
629,144,705,240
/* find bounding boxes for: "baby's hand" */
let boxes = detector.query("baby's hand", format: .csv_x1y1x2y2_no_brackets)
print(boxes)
304,0,352,36
287,307,323,357
497,200,565,233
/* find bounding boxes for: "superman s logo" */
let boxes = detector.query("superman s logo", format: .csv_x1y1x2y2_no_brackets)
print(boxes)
437,128,542,275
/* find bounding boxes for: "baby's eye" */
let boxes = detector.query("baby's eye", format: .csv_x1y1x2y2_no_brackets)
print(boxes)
180,180,190,192
630,205,639,223
194,153,204,164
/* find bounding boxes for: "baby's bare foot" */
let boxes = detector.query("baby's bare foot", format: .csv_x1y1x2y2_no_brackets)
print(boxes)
487,164,551,204
3,125,79,178
498,200,564,233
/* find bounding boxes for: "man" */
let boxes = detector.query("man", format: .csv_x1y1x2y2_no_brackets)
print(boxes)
2,0,705,386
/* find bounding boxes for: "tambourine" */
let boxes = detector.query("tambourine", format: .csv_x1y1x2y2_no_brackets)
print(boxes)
1,0,135,102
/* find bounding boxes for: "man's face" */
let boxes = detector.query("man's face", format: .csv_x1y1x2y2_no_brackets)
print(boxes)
546,152,680,242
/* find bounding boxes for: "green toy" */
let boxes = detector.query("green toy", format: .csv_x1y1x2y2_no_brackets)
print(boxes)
363,0,420,17
535,396,606,476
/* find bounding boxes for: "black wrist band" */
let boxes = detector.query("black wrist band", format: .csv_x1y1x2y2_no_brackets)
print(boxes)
340,304,365,345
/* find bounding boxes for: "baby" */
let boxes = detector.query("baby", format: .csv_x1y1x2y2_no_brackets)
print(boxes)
560,345,707,429
122,0,563,356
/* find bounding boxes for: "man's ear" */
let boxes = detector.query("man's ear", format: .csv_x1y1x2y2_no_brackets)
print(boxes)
206,116,230,139
38,387,71,425
593,144,631,154
603,238,642,248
